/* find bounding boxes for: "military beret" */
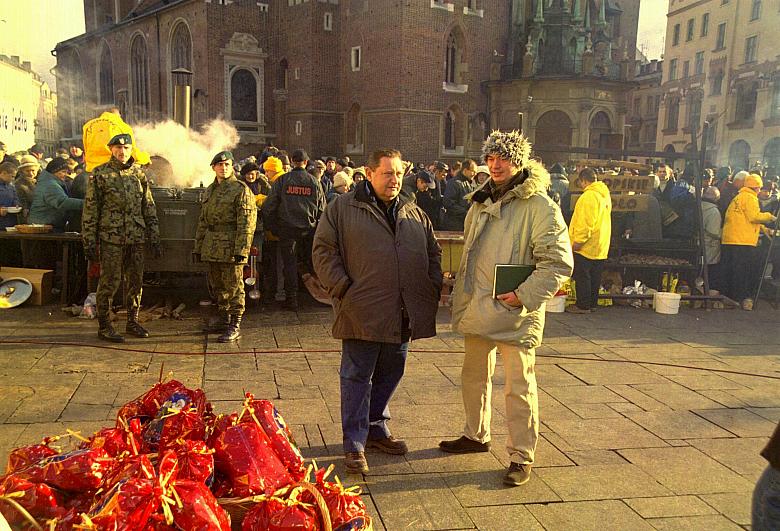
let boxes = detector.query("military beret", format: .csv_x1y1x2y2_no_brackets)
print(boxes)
107,134,132,147
210,151,234,166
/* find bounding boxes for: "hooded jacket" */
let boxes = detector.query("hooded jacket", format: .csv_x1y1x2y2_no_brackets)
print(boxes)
262,167,325,239
312,180,442,343
452,160,573,348
442,171,476,231
722,187,775,246
28,170,84,230
569,180,612,260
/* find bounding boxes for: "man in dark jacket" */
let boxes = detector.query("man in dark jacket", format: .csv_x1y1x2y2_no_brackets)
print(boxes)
442,159,477,231
413,170,442,226
312,148,442,474
263,149,325,310
28,157,84,232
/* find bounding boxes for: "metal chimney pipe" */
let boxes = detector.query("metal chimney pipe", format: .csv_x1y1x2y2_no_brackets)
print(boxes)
171,68,192,128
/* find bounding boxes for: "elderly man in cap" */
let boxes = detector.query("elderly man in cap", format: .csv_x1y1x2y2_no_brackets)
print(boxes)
15,155,40,222
28,157,84,232
262,149,325,311
194,151,256,341
82,133,161,342
440,130,573,487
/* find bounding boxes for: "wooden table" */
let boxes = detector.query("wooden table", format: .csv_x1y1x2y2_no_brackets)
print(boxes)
0,231,82,304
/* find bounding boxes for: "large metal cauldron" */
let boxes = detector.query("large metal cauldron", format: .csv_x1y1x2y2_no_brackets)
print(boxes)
144,186,208,273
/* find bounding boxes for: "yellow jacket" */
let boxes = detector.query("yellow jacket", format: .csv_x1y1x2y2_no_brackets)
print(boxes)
722,187,775,246
569,181,612,260
83,112,151,171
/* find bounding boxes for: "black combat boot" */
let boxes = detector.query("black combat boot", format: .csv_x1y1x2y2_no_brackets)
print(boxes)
202,311,230,333
98,317,124,343
218,315,241,342
126,310,150,338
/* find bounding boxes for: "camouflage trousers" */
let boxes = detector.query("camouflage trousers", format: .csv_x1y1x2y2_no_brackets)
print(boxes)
96,242,145,320
208,262,245,316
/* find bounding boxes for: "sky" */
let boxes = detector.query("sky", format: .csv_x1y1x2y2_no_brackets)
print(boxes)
0,0,668,90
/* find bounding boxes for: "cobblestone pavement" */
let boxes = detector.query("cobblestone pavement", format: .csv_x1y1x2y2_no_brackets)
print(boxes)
1,302,779,530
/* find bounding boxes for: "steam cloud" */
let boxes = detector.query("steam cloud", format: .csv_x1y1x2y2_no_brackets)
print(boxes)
133,119,240,188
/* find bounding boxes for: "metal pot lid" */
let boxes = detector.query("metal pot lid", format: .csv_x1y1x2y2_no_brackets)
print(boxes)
0,277,33,309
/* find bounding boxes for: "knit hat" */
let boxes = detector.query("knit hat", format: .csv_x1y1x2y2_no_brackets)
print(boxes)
18,154,40,171
482,130,532,167
343,166,354,178
333,171,353,190
353,166,366,178
263,156,283,173
745,174,763,189
240,162,260,176
46,157,70,174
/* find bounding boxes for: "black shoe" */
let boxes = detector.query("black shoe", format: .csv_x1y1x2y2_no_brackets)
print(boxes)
218,315,241,342
366,436,408,455
98,319,124,343
202,313,229,333
126,319,150,338
439,436,490,454
503,462,532,487
283,298,298,312
344,451,369,474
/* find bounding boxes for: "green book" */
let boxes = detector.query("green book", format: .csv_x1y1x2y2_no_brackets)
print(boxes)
492,264,536,298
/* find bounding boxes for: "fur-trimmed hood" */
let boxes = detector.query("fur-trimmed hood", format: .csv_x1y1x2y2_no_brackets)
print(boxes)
467,159,551,203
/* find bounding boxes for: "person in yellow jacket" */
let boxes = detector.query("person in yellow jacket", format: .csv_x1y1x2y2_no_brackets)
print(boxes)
567,167,612,313
260,156,285,306
83,107,150,172
721,174,777,310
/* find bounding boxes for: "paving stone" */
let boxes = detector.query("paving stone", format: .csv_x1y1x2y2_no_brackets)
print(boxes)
687,437,768,480
466,504,544,531
564,450,628,465
405,385,462,405
619,447,754,495
202,379,277,401
698,390,752,408
606,385,672,411
567,402,624,419
367,474,473,530
543,417,668,450
391,404,466,438
536,464,671,501
699,492,751,526
624,496,717,518
442,469,561,506
646,514,743,530
748,407,780,422
536,364,587,386
278,384,322,400
632,383,724,410
528,499,655,531
272,399,334,425
558,361,671,385
693,407,778,437
624,410,734,440
545,385,627,405
204,354,258,377
717,387,780,408
402,437,504,473
490,435,574,468
663,373,747,391
59,403,113,422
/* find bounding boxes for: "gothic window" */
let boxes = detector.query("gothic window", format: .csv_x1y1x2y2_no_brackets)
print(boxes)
130,35,150,120
230,69,257,122
772,82,780,118
98,44,114,105
444,110,456,149
346,103,362,148
688,95,702,131
444,28,465,84
171,22,192,73
710,70,724,95
278,59,289,89
666,97,680,130
736,82,758,122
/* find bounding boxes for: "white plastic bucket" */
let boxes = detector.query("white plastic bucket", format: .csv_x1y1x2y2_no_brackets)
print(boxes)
546,295,567,313
653,292,681,314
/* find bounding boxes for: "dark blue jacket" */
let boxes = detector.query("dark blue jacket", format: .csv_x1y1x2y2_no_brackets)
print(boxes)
0,181,20,229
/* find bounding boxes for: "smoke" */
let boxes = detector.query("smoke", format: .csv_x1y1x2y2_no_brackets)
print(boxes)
133,119,240,188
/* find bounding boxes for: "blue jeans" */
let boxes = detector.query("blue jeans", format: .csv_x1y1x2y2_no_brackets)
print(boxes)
753,465,780,531
340,339,408,453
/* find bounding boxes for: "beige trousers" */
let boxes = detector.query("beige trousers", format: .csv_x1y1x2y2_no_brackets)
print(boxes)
461,334,539,465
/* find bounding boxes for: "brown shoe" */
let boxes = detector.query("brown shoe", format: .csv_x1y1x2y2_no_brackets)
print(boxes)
503,462,532,486
439,436,490,454
366,436,408,455
344,451,369,474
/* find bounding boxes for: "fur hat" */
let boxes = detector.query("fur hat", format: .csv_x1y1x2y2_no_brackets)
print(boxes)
482,130,532,167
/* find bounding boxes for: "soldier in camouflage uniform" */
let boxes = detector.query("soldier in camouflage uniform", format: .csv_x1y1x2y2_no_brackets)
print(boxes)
82,134,162,343
194,151,256,342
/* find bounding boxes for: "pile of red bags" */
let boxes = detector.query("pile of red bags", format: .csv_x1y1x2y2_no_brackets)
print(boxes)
0,381,372,530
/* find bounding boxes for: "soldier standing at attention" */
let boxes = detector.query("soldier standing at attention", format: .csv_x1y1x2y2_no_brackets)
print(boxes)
194,151,256,342
82,134,161,343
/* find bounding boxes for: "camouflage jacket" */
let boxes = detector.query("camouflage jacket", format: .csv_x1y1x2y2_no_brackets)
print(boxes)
194,174,256,263
82,157,160,247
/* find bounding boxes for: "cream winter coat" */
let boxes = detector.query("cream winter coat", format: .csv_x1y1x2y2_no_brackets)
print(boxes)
452,161,574,347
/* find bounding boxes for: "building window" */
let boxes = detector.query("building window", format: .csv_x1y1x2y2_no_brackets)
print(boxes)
633,97,641,116
701,13,709,36
345,103,362,150
444,30,466,85
350,46,361,71
688,96,702,131
686,18,695,41
323,12,332,31
294,67,300,80
230,69,258,122
666,97,680,130
710,70,724,95
669,59,678,81
772,83,780,118
715,23,726,50
694,52,704,75
278,59,288,89
673,24,680,46
295,120,302,136
130,35,149,121
258,3,268,12
444,110,456,150
736,82,758,122
682,60,690,78
98,44,114,105
744,36,758,63
750,0,761,20
171,23,192,72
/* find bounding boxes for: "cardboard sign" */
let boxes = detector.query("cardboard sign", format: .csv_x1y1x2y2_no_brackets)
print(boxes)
570,193,650,212
599,175,655,194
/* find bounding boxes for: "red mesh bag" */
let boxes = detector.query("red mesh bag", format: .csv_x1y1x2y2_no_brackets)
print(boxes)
213,422,292,497
166,479,231,531
0,475,67,524
243,395,305,479
18,447,112,493
5,439,59,474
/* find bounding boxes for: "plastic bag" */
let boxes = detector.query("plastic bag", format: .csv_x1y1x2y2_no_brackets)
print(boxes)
87,477,161,530
170,439,214,486
80,292,97,319
0,475,66,524
310,466,367,529
142,396,207,453
241,497,287,531
101,454,156,491
84,419,142,458
242,395,305,479
167,479,231,531
5,440,59,474
18,447,112,492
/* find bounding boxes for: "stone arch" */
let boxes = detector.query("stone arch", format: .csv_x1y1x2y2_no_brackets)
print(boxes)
728,140,751,172
444,104,465,151
535,110,573,164
588,110,613,150
97,40,114,105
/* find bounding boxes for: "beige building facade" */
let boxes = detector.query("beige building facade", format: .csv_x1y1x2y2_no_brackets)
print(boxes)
657,0,780,174
626,59,663,163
